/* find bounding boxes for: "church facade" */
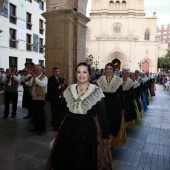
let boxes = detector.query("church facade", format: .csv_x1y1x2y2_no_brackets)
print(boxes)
86,0,166,72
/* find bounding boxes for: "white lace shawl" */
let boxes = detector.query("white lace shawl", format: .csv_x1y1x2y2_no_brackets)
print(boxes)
97,76,122,93
63,84,105,115
122,78,134,91
133,80,140,89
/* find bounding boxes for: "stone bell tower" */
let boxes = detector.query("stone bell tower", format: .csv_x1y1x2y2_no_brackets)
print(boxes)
43,0,89,84
91,0,145,15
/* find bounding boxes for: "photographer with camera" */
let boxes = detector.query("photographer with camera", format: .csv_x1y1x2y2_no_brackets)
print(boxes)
2,65,21,119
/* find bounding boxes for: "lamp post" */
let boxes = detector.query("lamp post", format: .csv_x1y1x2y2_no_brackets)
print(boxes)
138,61,143,71
86,54,94,65
94,61,99,69
88,54,93,62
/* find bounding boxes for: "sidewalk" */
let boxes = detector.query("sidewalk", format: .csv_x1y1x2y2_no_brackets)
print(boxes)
0,84,170,170
112,85,170,170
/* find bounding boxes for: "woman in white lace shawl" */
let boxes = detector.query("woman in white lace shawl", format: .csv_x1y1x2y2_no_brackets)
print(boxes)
46,62,112,170
97,63,126,147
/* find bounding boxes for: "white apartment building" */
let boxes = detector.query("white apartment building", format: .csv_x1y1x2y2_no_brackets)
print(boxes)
0,0,46,71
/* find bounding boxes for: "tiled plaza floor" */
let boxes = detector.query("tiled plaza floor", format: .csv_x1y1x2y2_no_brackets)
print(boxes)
0,84,170,170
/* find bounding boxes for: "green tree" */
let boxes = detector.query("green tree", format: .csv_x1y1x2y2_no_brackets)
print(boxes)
158,49,170,70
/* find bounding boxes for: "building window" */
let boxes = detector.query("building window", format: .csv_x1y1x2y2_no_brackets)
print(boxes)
109,1,114,10
144,29,150,40
9,56,17,69
39,38,44,53
9,3,17,24
27,0,32,3
26,12,32,30
115,1,120,10
39,19,44,34
9,28,17,48
26,34,32,51
39,0,44,10
39,60,44,66
26,58,32,63
122,1,126,9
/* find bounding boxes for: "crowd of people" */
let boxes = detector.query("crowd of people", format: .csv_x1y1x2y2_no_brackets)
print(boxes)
157,73,170,91
0,61,157,169
1,64,68,137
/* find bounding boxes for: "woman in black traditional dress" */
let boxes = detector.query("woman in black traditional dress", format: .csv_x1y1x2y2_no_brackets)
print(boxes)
46,62,112,170
97,63,126,147
122,69,139,127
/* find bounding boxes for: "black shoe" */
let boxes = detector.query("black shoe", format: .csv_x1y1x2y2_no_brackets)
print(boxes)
2,115,8,119
11,115,16,118
23,116,31,119
30,128,38,132
37,131,46,136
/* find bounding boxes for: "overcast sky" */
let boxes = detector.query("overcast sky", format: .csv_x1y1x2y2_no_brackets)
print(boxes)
86,0,170,26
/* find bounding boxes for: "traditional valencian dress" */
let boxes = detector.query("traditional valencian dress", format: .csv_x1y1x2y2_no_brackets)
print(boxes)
132,80,142,123
97,76,126,147
122,78,139,127
46,84,112,170
140,77,148,111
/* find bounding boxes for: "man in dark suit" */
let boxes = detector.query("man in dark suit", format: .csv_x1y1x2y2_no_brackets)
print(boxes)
47,67,65,130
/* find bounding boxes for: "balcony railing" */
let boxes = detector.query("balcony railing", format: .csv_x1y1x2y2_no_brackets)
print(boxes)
39,28,44,34
26,43,32,51
26,22,32,30
10,15,17,24
9,39,18,48
39,47,44,53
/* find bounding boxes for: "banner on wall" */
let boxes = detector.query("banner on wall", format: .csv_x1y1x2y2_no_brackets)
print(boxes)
18,19,26,41
0,0,8,17
18,0,25,20
33,34,39,52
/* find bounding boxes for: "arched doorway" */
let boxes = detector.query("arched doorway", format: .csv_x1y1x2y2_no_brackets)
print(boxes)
142,61,149,72
105,51,128,70
112,58,121,70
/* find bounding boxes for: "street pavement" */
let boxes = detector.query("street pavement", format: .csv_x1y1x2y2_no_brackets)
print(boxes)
0,84,170,170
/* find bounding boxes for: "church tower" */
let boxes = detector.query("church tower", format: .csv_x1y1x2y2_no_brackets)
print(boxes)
86,0,159,72
91,0,145,16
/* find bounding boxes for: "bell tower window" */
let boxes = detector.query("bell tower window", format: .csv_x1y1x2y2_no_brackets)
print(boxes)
144,29,150,40
115,1,120,10
109,1,114,10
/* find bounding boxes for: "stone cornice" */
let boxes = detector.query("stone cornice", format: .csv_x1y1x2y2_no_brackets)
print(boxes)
42,9,90,23
95,33,139,41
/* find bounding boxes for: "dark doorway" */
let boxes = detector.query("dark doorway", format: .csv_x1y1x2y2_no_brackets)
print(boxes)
112,58,121,70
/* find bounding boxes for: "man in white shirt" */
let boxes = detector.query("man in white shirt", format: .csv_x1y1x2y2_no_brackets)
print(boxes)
30,65,48,135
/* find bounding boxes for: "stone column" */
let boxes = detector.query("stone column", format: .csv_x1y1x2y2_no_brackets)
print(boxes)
43,9,89,122
43,9,90,85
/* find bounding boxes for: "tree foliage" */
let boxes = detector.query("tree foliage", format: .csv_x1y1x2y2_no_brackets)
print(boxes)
158,49,170,69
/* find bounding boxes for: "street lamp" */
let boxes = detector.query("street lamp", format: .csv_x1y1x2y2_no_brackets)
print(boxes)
88,54,94,62
94,61,99,69
138,61,143,71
